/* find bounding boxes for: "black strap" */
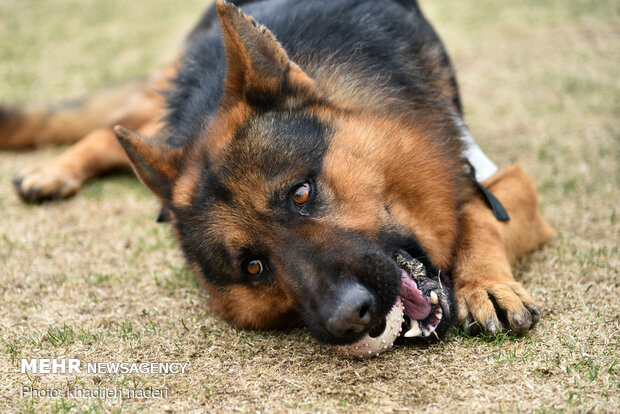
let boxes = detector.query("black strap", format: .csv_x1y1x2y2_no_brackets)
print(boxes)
466,161,510,221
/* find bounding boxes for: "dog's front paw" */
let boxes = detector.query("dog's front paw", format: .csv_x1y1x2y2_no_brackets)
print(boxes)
13,162,81,203
455,279,540,335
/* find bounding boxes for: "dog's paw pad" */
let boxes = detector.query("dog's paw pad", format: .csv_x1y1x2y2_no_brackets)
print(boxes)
13,164,80,203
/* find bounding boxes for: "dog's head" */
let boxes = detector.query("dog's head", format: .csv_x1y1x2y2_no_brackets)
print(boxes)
115,0,465,344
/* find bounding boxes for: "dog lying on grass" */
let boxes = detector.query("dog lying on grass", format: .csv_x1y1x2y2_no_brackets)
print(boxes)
0,0,554,351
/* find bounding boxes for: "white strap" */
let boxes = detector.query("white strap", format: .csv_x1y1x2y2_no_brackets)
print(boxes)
459,127,497,182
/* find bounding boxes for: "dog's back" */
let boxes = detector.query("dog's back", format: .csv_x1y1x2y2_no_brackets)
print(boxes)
167,0,462,147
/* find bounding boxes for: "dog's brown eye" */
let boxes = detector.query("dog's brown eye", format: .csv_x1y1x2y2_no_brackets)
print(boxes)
292,182,311,205
245,260,263,276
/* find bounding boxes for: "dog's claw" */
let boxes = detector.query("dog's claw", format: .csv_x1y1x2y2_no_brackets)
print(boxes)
527,305,541,326
12,174,23,187
486,318,497,335
462,316,475,334
462,317,470,328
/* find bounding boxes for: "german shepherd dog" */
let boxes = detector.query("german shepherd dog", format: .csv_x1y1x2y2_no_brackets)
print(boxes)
1,0,554,345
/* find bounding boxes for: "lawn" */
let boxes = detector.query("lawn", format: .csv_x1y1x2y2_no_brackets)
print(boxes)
0,0,618,412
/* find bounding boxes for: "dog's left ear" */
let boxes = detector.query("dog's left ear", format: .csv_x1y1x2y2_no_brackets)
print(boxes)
216,0,322,107
114,126,182,201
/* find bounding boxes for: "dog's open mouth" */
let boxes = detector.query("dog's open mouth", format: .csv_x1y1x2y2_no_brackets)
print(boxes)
395,252,449,339
335,251,452,358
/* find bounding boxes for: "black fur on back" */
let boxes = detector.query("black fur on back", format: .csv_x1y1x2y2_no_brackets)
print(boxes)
165,0,462,148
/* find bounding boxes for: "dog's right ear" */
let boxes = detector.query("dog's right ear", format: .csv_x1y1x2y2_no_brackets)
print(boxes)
216,0,322,106
114,126,182,201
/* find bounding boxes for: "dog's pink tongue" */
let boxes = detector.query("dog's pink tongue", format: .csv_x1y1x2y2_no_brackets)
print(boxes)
400,269,431,320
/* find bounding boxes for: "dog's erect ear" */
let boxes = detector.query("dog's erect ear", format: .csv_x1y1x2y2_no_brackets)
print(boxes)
216,0,321,106
114,126,182,200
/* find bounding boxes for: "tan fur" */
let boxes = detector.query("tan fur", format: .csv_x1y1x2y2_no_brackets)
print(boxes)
14,128,129,200
0,81,149,150
207,283,298,329
10,62,177,202
453,165,554,332
203,103,253,163
114,125,183,200
192,253,298,329
481,165,556,265
320,110,464,269
171,163,203,207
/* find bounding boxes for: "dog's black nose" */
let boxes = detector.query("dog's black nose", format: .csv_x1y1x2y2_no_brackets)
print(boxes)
325,282,374,337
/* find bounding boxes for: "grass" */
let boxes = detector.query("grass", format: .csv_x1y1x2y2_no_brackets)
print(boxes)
1,0,619,412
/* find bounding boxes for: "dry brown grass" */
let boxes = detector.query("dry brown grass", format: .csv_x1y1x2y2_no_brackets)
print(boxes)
1,0,618,412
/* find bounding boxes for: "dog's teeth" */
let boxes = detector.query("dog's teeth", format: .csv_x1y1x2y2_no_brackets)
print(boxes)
430,291,439,304
425,323,438,335
436,311,443,320
404,322,422,337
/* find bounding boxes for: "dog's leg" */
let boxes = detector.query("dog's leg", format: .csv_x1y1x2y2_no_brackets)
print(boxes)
0,81,153,150
12,127,130,202
7,61,175,202
11,115,166,203
453,164,554,334
0,59,178,152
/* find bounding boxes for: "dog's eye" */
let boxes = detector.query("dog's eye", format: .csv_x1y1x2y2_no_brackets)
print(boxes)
245,260,263,276
292,182,311,205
